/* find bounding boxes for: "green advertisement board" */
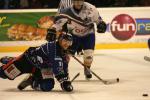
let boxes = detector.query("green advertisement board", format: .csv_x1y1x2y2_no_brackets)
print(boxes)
0,11,56,41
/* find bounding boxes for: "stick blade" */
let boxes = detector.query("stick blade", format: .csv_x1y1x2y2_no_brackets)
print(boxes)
103,78,119,85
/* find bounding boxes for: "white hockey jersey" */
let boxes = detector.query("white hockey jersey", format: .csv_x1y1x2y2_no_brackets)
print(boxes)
53,2,102,37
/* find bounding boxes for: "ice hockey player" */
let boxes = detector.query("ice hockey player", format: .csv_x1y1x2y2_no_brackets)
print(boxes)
0,33,73,92
148,38,150,49
58,0,83,55
0,0,76,91
46,0,106,79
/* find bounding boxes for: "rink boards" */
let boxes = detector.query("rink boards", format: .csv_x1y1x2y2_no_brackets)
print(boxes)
0,7,150,52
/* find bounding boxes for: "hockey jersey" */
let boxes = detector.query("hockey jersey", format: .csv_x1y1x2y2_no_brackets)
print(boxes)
53,2,102,37
24,41,68,77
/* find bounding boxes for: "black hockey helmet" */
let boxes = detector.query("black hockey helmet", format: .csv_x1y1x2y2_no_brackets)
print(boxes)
58,32,73,43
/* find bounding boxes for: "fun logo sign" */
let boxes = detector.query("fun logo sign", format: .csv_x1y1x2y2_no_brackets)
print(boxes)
110,14,136,41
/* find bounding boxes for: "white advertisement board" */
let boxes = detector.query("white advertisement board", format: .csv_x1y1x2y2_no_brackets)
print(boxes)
0,7,150,52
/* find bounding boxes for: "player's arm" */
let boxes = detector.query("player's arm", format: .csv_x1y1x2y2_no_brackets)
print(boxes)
46,43,73,92
51,56,73,92
97,19,107,33
92,7,107,33
46,16,68,42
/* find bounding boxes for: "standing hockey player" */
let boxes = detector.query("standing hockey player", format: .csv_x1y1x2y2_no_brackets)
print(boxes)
148,38,150,49
0,33,73,92
46,0,107,79
58,0,83,55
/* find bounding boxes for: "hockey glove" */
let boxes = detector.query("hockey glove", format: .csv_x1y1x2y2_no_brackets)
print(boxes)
56,73,73,92
46,29,56,42
61,80,73,92
97,21,107,33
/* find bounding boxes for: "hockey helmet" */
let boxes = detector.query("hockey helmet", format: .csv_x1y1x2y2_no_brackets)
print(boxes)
58,32,73,44
58,32,73,50
59,32,73,41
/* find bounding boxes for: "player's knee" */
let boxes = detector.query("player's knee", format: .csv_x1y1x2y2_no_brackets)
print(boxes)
40,79,55,92
83,50,94,66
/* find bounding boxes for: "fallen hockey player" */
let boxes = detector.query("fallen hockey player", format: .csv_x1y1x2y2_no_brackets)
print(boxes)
0,33,73,92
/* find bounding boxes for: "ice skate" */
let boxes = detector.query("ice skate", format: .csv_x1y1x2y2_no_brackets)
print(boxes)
84,67,92,80
17,74,33,90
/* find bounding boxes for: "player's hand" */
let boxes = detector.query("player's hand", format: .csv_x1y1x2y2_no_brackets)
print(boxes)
61,80,73,92
46,29,56,42
56,73,73,92
97,21,107,33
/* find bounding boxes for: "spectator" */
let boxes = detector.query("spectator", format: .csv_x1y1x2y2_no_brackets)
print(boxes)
0,1,5,9
8,0,20,9
40,0,59,8
113,0,128,7
0,0,150,9
126,0,139,7
138,0,150,6
20,0,29,9
28,0,42,9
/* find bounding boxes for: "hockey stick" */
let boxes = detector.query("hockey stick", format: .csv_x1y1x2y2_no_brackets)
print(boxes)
71,55,119,85
144,56,150,62
71,73,80,82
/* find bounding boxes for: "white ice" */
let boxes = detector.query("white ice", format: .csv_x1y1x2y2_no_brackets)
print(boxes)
0,49,150,100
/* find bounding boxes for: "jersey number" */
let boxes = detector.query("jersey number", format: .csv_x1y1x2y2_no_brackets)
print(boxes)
75,28,86,33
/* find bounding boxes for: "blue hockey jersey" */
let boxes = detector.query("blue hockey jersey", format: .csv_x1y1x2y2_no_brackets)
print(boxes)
24,41,68,77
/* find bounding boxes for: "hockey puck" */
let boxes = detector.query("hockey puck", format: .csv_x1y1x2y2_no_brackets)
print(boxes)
116,78,119,82
143,94,148,97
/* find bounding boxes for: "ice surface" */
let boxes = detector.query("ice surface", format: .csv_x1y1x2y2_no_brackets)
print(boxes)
0,49,150,100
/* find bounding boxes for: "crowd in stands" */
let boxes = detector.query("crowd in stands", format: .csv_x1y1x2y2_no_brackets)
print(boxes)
0,0,150,9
